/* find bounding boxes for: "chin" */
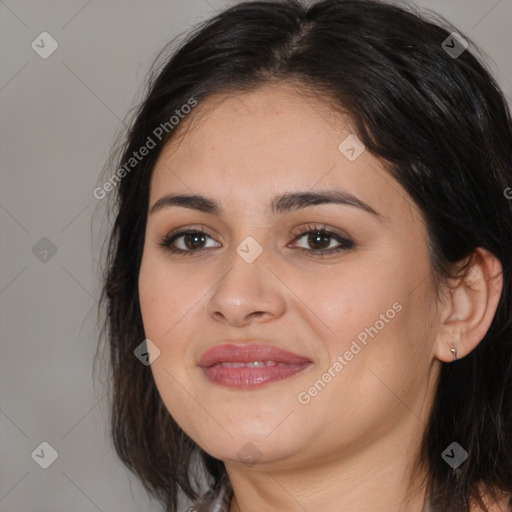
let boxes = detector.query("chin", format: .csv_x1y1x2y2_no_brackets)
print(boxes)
204,438,296,467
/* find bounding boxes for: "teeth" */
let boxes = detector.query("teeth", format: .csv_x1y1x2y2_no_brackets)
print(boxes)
218,361,283,368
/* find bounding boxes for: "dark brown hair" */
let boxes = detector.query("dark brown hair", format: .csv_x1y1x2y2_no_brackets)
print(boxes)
95,1,512,510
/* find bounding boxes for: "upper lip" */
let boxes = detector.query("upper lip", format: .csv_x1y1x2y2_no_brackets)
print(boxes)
198,342,312,367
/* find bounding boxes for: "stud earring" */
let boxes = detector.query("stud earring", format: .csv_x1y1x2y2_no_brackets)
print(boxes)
450,344,457,361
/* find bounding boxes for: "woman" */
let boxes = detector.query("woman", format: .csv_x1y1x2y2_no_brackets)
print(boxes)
96,0,512,510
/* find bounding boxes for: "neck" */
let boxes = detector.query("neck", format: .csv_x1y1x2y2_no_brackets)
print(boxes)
226,417,430,512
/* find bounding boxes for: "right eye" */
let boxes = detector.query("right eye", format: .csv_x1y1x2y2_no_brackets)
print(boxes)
158,228,221,256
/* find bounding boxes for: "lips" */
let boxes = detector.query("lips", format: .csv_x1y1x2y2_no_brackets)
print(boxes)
198,343,312,389
199,343,311,367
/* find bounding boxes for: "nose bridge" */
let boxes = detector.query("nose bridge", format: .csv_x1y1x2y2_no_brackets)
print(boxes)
221,231,269,299
205,231,285,325
221,204,272,267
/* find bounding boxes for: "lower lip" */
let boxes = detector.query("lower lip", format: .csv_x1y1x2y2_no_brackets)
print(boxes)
201,362,312,389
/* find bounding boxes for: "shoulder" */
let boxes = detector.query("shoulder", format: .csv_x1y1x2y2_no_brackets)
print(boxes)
470,490,511,512
185,482,231,512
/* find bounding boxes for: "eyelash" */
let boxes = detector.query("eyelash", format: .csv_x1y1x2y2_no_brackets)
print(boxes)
157,223,354,258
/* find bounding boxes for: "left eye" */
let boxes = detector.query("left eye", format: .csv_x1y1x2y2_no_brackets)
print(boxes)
290,228,354,253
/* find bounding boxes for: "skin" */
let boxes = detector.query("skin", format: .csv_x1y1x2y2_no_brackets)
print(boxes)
137,83,504,512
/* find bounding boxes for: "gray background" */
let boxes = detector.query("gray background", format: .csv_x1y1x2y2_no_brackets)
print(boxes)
1,0,511,511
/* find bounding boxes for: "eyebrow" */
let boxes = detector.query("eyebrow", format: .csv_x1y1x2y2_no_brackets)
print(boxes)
149,189,381,218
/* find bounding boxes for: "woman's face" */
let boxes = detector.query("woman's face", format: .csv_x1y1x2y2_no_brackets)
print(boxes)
138,83,441,469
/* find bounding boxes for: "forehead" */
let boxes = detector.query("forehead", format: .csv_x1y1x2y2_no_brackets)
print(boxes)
149,84,416,221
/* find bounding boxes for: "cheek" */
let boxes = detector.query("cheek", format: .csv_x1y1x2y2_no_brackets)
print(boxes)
138,258,203,430
138,255,199,339
303,257,434,389
300,268,398,349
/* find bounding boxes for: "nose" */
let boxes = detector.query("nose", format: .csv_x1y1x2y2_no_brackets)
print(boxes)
205,242,286,327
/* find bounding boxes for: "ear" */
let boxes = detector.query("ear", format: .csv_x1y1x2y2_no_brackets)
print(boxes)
435,247,503,362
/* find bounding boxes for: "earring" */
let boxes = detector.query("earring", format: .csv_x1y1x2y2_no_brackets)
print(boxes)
450,344,457,361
